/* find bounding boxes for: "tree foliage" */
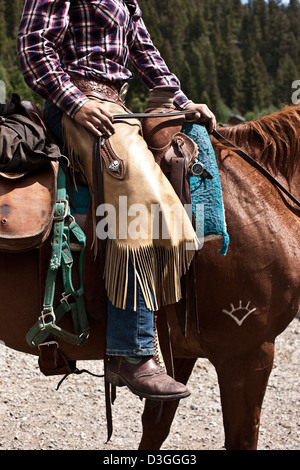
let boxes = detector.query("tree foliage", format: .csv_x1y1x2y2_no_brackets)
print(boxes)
1,0,300,121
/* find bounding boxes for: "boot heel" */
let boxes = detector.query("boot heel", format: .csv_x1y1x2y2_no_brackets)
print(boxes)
106,369,125,387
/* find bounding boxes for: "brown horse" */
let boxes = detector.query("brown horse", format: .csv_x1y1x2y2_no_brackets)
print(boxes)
0,103,299,450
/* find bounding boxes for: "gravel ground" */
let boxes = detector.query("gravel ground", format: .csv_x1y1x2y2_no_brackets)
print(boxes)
0,314,299,451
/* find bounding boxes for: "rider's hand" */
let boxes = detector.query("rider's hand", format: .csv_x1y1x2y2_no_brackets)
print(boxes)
185,103,217,133
74,100,115,137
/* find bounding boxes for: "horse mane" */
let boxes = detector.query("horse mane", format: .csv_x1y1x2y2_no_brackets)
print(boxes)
216,104,300,182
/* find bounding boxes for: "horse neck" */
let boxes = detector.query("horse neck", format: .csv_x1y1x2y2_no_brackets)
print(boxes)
214,118,300,206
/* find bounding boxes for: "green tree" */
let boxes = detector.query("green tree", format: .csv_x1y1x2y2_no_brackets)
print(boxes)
2,0,300,120
275,54,299,106
0,0,7,59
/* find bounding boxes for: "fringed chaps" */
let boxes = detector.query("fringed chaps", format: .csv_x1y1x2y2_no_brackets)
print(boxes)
62,98,200,312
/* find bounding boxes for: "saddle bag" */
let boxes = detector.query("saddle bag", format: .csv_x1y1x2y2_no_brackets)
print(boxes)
0,95,60,251
0,162,58,251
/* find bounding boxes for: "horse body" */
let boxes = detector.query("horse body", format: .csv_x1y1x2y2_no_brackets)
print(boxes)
0,105,299,450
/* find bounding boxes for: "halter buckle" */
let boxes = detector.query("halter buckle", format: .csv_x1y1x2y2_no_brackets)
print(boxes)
39,308,56,330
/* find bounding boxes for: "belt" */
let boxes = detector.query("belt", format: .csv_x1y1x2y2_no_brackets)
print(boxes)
69,73,128,103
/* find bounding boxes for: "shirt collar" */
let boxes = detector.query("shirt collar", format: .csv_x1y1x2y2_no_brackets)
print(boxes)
123,0,142,21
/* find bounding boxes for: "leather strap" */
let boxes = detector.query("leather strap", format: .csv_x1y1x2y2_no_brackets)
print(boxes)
170,157,185,203
70,73,123,103
156,310,174,379
93,136,107,268
93,138,114,443
38,341,76,376
213,129,300,209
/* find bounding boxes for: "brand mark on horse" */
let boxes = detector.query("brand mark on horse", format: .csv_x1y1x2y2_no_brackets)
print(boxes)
222,300,256,326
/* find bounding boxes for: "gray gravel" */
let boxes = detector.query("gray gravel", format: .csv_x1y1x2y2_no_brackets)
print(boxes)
0,315,299,451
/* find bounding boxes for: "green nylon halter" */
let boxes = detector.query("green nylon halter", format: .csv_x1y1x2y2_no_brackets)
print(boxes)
26,166,90,348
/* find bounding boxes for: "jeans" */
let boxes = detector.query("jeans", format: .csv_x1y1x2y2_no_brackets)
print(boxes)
106,260,155,356
43,101,155,356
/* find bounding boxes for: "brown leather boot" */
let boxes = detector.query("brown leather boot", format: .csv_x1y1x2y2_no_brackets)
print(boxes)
106,356,190,401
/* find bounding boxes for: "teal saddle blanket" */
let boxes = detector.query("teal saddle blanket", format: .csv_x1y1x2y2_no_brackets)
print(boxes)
182,121,229,255
70,122,229,256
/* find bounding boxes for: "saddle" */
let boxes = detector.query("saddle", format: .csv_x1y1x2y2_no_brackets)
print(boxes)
142,89,199,207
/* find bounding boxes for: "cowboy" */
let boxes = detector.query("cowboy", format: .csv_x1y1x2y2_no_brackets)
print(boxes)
17,0,216,402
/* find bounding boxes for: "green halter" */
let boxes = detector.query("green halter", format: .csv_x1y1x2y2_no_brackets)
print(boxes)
26,166,90,348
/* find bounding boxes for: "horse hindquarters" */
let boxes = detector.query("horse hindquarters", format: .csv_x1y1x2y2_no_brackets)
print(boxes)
215,341,275,450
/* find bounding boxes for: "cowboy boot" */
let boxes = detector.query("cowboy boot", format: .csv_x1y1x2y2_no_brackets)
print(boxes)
106,356,190,401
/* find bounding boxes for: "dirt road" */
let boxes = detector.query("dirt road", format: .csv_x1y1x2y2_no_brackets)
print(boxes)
0,315,299,450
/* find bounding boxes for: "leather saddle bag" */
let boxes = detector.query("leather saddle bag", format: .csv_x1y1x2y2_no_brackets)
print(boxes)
0,95,60,252
0,162,59,252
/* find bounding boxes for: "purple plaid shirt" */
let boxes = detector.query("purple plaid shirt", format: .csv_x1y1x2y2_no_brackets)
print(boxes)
17,0,192,117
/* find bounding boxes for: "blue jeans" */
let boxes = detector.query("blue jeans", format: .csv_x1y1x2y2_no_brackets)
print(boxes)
44,101,155,356
106,260,155,356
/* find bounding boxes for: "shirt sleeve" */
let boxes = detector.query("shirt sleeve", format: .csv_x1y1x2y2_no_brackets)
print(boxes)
17,0,89,117
129,18,193,109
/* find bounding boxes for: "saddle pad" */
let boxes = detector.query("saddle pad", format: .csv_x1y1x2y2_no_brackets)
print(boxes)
0,162,58,251
182,122,229,255
70,183,91,214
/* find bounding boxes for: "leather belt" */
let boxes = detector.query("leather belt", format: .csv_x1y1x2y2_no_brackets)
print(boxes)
69,73,128,103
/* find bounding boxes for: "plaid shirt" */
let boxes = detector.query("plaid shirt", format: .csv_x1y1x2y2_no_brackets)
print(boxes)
17,0,192,117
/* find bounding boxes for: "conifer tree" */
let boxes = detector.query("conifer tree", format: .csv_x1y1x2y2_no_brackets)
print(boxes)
1,0,300,120
0,0,7,59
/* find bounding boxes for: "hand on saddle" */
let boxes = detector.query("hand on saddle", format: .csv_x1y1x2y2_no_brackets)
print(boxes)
185,103,217,133
74,99,115,138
